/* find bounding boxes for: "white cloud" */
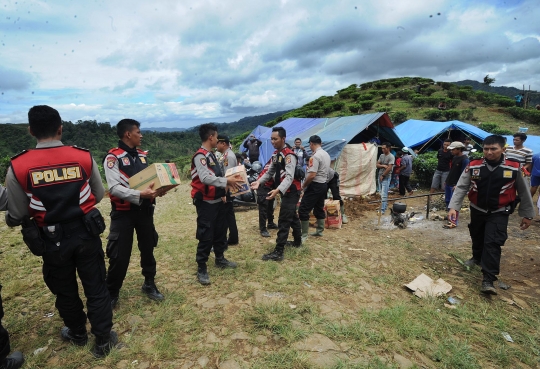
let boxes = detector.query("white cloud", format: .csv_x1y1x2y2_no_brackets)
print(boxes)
0,0,539,126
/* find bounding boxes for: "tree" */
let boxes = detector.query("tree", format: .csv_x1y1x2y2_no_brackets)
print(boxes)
483,74,496,87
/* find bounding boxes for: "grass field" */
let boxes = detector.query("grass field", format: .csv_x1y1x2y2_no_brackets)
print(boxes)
1,184,539,368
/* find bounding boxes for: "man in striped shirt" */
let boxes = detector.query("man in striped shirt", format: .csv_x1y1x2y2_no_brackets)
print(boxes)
505,133,532,173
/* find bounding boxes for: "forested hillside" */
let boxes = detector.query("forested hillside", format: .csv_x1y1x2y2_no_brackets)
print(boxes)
453,79,539,106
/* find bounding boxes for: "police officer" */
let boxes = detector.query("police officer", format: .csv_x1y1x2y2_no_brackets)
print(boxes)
448,135,535,294
216,134,239,245
257,159,278,237
5,105,116,358
251,127,302,261
0,185,24,369
191,124,244,285
326,168,348,224
299,135,331,241
103,119,164,308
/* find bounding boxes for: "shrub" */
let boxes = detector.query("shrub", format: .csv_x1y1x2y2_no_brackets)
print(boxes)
377,90,390,98
397,90,414,100
338,90,352,99
458,89,471,100
348,104,362,113
322,103,334,114
424,110,443,120
357,93,376,101
359,83,372,90
506,107,540,125
460,85,474,90
374,81,390,89
412,151,438,187
461,109,475,120
350,92,361,100
422,87,437,96
447,89,459,99
491,127,513,135
425,97,441,107
479,123,498,132
377,106,391,113
360,100,375,110
446,98,461,109
495,97,515,107
439,82,453,90
443,109,460,120
390,111,408,124
332,101,345,111
411,96,426,107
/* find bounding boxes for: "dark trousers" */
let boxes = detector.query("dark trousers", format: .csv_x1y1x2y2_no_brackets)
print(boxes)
327,172,343,205
0,285,10,361
224,201,238,244
257,186,275,230
468,208,509,282
249,154,259,164
298,182,328,221
42,221,112,337
276,191,301,249
106,208,158,297
399,174,413,196
195,200,228,266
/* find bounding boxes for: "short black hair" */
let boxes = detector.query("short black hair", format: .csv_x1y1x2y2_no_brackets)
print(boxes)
28,105,62,139
217,134,230,144
483,135,506,148
444,138,452,143
308,135,322,144
272,127,286,138
241,153,248,159
199,123,218,142
396,150,403,157
294,137,302,142
116,119,140,139
513,132,527,142
235,153,243,162
382,142,392,149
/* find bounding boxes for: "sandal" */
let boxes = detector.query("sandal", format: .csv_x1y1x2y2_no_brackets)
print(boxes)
443,222,457,229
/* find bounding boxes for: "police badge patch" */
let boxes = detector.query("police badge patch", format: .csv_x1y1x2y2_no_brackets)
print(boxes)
224,159,229,167
286,155,292,164
503,170,512,178
122,157,131,166
106,156,116,169
200,158,207,166
472,169,480,176
308,157,314,167
140,157,146,164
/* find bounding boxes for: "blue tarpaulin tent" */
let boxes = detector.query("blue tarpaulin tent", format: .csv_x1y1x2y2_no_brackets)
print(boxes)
257,113,405,165
395,120,491,153
240,125,270,153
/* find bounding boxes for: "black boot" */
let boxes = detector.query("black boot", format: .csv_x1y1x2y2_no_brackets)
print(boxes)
262,247,284,261
197,266,211,285
260,228,270,237
110,295,119,309
480,279,497,295
61,325,88,346
463,258,480,267
285,240,302,248
91,331,118,358
141,277,165,301
215,256,237,269
0,352,24,369
267,222,278,229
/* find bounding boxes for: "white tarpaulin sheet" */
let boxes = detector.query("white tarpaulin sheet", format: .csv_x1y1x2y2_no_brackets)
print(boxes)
335,143,377,197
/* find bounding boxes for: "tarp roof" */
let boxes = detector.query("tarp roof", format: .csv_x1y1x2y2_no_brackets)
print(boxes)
240,125,270,153
258,113,405,164
395,119,491,152
504,135,540,154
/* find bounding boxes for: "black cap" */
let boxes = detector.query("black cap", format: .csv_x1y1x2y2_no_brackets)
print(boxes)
217,134,230,144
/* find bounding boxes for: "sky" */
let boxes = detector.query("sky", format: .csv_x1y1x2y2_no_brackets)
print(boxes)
1,0,539,128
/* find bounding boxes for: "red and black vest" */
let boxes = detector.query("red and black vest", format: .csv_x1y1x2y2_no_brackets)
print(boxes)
467,158,520,211
258,159,274,188
11,146,97,227
270,147,301,193
191,147,226,200
107,147,153,211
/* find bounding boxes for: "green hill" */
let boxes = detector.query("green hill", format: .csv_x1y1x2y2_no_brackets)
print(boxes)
258,77,540,138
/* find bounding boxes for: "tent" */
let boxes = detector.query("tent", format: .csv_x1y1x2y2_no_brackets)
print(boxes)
395,120,490,153
240,125,270,153
257,113,405,196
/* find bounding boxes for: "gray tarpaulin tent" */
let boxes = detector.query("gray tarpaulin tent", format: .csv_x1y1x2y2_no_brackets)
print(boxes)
257,113,405,196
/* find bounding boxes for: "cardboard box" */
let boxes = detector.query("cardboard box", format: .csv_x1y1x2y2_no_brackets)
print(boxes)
325,199,342,229
225,165,250,197
129,163,181,193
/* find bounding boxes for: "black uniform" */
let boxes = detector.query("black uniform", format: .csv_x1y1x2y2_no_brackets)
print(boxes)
327,169,343,205
0,286,9,362
257,186,275,229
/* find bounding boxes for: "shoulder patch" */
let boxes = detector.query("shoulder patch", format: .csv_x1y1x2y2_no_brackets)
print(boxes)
200,157,207,166
106,156,117,169
308,157,314,167
140,157,147,164
286,155,292,164
122,157,131,166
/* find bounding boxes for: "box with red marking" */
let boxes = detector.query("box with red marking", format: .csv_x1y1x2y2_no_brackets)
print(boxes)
129,163,181,194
